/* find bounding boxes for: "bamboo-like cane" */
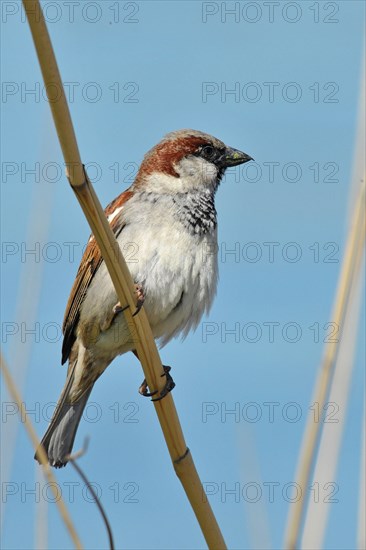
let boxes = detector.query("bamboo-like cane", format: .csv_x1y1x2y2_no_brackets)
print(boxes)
0,353,83,549
358,409,366,550
22,1,226,548
301,229,364,548
284,179,366,550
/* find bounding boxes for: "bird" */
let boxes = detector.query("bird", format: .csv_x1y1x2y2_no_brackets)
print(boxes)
35,129,253,467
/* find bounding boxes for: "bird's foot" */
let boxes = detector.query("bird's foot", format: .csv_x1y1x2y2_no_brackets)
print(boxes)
138,379,157,398
133,283,145,316
110,283,144,321
113,302,129,315
138,365,175,401
151,366,175,401
100,301,129,331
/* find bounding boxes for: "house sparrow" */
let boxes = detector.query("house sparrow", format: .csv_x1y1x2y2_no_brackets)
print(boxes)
35,129,253,467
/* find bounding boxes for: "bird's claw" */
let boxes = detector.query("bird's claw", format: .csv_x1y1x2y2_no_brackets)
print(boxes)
112,283,145,318
113,302,129,315
132,284,145,317
138,380,158,398
152,366,176,401
138,365,175,401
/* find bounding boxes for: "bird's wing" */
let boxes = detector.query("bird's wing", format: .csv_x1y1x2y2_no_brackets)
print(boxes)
61,190,133,364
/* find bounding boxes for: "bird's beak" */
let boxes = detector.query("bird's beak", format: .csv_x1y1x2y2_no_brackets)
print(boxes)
220,147,253,167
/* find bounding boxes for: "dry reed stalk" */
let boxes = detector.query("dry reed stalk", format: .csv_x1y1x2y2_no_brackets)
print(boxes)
285,59,366,550
284,178,365,549
0,353,83,549
301,214,364,548
22,1,226,547
358,410,365,549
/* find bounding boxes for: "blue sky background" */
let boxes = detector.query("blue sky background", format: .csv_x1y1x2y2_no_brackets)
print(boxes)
1,1,365,549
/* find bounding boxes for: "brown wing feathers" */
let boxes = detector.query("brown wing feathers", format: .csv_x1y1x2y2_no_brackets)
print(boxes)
61,190,132,364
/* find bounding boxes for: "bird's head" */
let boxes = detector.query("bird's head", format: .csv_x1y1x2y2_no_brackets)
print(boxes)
133,129,253,194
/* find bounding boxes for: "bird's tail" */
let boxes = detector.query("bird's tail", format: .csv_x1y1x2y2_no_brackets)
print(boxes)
35,367,93,468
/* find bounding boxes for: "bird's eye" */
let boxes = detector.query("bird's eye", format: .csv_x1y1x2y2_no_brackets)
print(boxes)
201,145,215,159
